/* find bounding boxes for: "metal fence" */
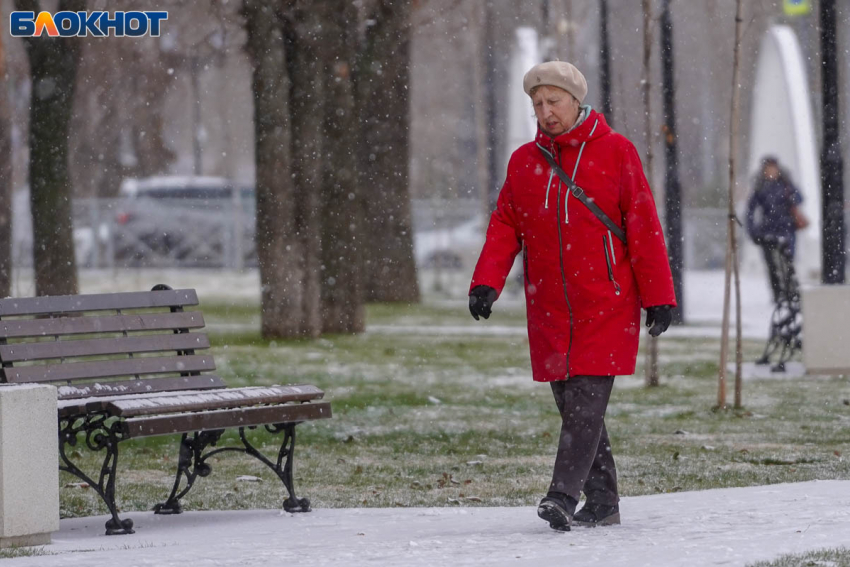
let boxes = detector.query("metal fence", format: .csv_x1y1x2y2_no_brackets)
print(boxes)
6,196,829,273
12,196,256,270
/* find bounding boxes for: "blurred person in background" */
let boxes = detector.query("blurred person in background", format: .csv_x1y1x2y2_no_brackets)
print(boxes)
745,156,806,303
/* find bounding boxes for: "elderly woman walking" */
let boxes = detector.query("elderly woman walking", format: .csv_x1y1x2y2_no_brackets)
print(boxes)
468,61,677,532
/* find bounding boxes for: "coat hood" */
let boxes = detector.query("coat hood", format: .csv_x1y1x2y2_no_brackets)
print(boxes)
535,108,612,149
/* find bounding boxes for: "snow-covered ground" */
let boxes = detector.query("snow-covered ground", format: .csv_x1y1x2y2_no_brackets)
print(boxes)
11,480,850,566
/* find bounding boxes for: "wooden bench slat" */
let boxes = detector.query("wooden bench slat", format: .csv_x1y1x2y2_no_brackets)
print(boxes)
57,375,226,405
0,333,210,363
3,355,215,384
59,382,228,418
0,311,205,339
57,384,316,418
103,385,325,417
121,401,333,438
0,289,198,317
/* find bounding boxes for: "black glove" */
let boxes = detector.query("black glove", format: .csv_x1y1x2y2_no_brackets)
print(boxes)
645,305,673,337
469,285,498,321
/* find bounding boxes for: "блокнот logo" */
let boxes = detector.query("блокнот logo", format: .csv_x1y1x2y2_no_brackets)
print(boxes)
10,11,168,37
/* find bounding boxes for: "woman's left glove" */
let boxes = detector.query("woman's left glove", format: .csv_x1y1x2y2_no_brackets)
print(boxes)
645,305,673,337
469,285,498,320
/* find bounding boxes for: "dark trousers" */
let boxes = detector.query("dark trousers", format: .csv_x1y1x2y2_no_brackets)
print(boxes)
762,244,784,303
760,238,796,304
549,376,618,506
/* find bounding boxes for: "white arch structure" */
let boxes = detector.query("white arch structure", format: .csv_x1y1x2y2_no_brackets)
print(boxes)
747,25,821,280
505,27,540,167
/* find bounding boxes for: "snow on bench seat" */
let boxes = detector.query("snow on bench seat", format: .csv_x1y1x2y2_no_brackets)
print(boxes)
56,384,323,418
104,385,325,417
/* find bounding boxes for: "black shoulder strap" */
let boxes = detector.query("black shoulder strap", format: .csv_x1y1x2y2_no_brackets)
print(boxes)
536,144,626,244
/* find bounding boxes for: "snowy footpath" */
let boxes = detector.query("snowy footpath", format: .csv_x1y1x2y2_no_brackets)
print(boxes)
11,480,850,567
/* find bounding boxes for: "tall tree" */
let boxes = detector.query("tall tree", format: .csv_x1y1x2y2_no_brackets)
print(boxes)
359,0,420,304
660,0,683,324
243,0,305,338
820,0,845,284
16,0,84,296
0,20,12,298
598,0,613,125
641,0,659,387
471,0,496,221
320,0,365,333
284,0,326,337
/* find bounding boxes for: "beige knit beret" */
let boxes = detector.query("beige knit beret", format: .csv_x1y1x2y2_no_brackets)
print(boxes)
523,61,588,103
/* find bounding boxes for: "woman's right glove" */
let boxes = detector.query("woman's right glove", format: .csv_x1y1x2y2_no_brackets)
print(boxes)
645,304,674,337
469,285,498,320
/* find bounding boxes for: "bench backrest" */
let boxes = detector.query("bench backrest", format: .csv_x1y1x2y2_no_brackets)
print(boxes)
0,288,225,400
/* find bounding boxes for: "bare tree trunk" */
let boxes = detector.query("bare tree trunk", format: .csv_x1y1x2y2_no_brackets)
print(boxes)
321,0,365,334
731,2,745,410
564,0,575,59
820,0,846,284
598,0,613,126
719,0,745,410
733,222,743,408
660,0,684,325
472,1,493,222
243,0,304,338
286,0,327,338
16,0,84,296
359,0,420,304
642,0,659,387
0,21,11,297
483,0,499,214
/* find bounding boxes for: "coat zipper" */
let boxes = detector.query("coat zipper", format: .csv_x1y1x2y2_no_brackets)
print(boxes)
555,146,574,377
523,242,530,286
602,233,622,296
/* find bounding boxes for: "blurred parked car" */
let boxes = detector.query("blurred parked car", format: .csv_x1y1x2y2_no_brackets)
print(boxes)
112,176,256,268
413,215,486,270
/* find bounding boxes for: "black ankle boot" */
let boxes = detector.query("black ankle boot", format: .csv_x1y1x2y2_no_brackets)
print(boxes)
573,502,620,527
537,492,577,532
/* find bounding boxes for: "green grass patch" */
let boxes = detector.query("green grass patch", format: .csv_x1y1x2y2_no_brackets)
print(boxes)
0,546,53,559
748,547,850,566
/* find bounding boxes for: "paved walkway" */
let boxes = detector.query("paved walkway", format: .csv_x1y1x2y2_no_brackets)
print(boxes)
11,481,850,567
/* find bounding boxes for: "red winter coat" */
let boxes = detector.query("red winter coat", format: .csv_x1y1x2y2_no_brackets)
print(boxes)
470,110,676,381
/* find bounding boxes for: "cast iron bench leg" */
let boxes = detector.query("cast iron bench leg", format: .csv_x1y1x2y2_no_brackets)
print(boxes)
240,424,311,513
59,416,135,535
155,424,310,515
154,430,225,515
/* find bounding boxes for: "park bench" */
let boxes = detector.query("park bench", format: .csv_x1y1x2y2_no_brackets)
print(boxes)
0,285,331,535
